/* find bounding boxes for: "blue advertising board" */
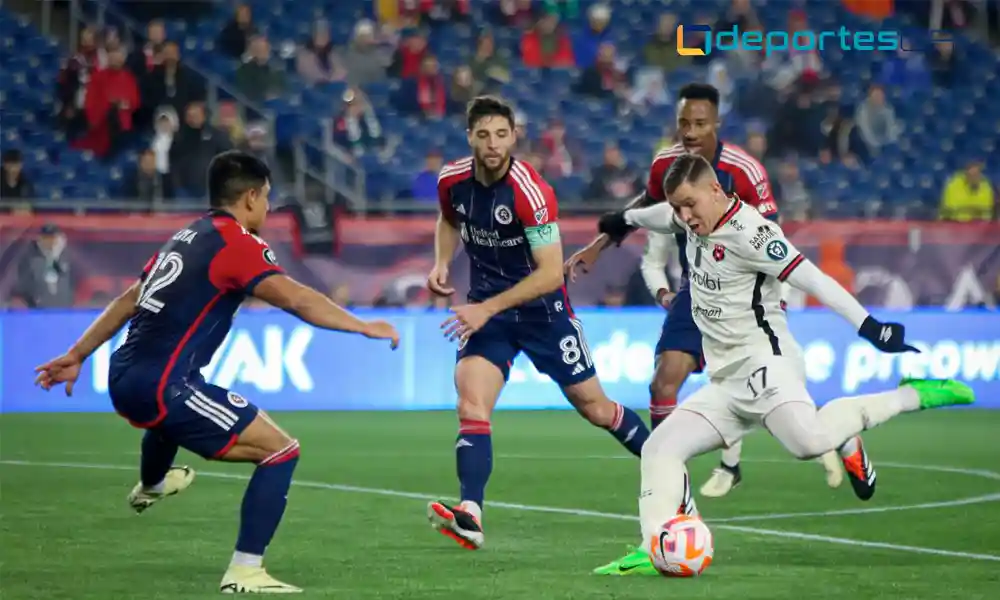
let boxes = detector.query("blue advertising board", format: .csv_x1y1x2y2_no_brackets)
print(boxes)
1,309,998,413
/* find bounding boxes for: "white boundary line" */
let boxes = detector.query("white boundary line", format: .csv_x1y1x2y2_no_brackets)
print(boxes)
3,459,1000,562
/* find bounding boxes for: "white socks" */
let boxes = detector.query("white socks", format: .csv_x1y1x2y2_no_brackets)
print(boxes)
638,454,694,542
818,387,920,454
720,440,743,469
231,551,263,569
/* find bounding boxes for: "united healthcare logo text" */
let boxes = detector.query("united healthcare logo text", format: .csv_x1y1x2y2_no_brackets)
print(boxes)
676,25,951,56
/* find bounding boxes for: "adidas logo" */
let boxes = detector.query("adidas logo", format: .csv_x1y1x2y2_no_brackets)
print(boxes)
455,204,466,215
456,438,473,449
571,363,585,375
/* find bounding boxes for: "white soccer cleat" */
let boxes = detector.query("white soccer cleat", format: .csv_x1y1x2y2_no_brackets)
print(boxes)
819,451,844,488
127,466,195,514
699,465,741,498
220,565,302,594
427,501,485,550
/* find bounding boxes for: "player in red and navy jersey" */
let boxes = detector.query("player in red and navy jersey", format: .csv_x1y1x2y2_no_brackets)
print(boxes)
34,151,399,594
425,96,651,550
566,83,842,497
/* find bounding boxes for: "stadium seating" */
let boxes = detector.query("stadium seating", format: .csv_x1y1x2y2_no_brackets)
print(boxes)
1,0,998,216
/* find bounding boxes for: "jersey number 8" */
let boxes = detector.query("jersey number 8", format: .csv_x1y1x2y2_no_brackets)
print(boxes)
139,252,185,313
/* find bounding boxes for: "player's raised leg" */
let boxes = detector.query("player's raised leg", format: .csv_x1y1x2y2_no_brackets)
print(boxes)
428,328,512,550
127,429,194,513
594,395,732,576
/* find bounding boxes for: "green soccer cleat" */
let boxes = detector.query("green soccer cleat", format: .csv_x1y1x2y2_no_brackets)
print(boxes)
592,546,659,576
900,378,975,410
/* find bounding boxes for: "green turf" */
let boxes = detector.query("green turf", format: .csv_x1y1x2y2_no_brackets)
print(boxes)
2,410,999,599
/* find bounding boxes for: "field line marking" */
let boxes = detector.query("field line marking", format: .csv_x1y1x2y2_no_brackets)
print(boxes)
3,459,1000,562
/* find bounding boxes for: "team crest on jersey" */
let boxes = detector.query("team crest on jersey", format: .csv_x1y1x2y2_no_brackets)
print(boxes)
756,182,771,199
533,207,548,224
263,247,279,266
494,205,513,225
713,244,726,262
227,391,249,408
766,240,788,261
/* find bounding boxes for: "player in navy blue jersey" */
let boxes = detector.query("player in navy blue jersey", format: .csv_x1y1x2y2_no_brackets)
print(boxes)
424,96,651,550
34,150,399,594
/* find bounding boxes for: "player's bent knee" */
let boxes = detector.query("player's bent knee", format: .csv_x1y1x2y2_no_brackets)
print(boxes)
218,413,297,463
651,352,697,398
455,356,505,422
564,379,616,427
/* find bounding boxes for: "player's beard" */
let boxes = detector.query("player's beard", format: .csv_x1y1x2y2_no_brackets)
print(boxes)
476,150,509,178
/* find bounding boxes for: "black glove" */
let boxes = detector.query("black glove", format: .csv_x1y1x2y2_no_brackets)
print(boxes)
858,316,919,353
597,210,632,245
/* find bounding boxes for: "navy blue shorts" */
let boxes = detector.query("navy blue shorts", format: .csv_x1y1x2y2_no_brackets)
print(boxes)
457,315,597,387
112,378,258,459
654,288,705,373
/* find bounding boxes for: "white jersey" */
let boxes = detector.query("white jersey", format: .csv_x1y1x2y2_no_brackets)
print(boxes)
628,199,808,376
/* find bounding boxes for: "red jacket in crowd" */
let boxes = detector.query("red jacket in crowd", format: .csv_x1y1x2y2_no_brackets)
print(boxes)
73,66,139,157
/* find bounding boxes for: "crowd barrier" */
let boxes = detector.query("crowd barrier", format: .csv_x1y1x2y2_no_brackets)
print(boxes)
1,308,997,413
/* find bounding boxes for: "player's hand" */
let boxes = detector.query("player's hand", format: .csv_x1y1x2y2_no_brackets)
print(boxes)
656,289,675,309
34,351,83,396
363,320,400,350
858,316,919,354
427,263,455,297
597,210,632,243
442,303,491,343
564,241,604,282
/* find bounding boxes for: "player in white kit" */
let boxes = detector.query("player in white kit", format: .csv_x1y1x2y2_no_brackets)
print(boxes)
590,153,976,575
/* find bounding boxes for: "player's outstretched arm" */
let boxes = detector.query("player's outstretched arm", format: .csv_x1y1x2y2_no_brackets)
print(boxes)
35,281,142,394
484,239,564,317
254,275,399,348
565,191,653,281
641,231,674,307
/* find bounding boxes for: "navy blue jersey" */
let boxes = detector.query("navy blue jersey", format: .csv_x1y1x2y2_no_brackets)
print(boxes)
438,156,570,322
646,142,778,283
109,210,283,426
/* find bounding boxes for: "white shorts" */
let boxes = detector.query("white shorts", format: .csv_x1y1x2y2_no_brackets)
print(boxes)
679,355,814,447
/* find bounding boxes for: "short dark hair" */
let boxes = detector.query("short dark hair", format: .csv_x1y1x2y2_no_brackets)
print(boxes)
207,150,271,208
466,95,515,131
677,83,720,107
2,149,22,164
663,153,715,197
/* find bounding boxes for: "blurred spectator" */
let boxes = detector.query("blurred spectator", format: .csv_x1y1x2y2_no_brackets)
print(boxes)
469,30,510,87
1,150,35,199
123,148,173,205
655,124,677,151
854,84,901,155
73,47,139,158
411,150,443,201
333,88,385,155
628,67,669,113
241,123,277,176
218,3,257,59
413,0,471,26
762,11,823,92
539,118,584,177
929,34,960,88
587,143,641,201
344,20,389,87
55,26,105,140
574,3,612,68
497,0,539,28
877,42,931,91
772,160,811,220
402,55,447,118
819,102,861,168
147,41,206,117
13,224,74,309
745,131,779,176
215,101,246,147
103,27,125,55
521,13,575,68
236,36,287,102
151,106,179,175
770,90,825,157
170,102,232,197
707,61,734,117
725,24,765,73
127,19,166,78
939,161,996,221
540,0,580,20
575,42,627,100
513,109,541,155
389,28,429,78
297,21,347,85
715,0,761,31
448,66,482,114
643,13,690,73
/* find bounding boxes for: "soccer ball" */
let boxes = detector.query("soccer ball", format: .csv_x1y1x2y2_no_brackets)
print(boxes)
648,515,714,577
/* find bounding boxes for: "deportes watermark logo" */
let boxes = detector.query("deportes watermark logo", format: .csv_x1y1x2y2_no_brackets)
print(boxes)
676,25,952,57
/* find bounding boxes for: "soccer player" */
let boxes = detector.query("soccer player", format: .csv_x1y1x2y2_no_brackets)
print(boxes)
565,83,841,497
590,153,975,575
425,96,652,550
34,151,400,593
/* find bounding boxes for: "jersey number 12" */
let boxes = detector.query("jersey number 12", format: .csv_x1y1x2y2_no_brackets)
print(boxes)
139,252,184,313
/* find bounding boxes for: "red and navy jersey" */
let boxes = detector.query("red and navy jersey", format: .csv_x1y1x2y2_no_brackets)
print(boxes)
438,156,569,322
110,210,284,398
647,141,777,278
